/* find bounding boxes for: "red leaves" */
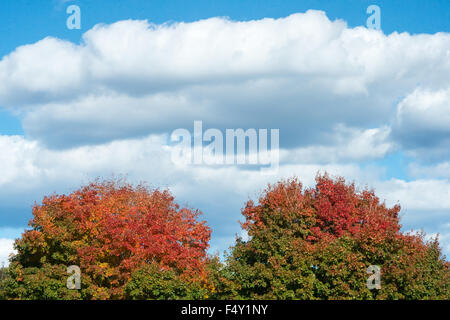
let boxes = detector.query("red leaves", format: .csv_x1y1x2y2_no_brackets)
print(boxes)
241,173,402,245
20,179,211,299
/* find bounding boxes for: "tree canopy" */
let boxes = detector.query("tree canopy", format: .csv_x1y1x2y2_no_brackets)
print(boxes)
215,174,449,299
0,175,448,300
1,179,211,299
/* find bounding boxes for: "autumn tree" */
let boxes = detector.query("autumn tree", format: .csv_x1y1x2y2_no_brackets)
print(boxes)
1,179,212,300
218,174,449,299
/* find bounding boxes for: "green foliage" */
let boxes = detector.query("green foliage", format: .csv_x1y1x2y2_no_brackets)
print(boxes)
1,174,448,300
0,266,10,300
124,264,209,300
0,262,81,300
219,175,449,300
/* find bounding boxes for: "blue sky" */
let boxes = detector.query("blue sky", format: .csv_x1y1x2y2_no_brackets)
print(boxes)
0,0,449,264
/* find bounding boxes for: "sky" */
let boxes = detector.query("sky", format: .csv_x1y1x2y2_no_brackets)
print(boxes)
0,0,449,265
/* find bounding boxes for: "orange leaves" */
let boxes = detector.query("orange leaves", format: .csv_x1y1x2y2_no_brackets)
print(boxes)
8,174,448,300
16,179,211,299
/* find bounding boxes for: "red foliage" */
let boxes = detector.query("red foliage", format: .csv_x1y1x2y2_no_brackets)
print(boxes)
234,174,448,299
242,174,401,244
20,179,211,298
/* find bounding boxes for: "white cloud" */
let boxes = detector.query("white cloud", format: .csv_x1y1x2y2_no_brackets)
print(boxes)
0,11,448,157
0,10,449,258
409,162,450,179
396,87,450,132
0,238,15,267
392,87,450,160
374,178,450,211
281,125,394,164
0,133,448,255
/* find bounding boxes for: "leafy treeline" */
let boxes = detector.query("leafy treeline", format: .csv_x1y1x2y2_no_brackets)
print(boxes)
0,175,448,299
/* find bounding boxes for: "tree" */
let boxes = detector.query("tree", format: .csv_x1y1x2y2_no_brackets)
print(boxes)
2,179,211,299
124,263,212,300
1,174,448,300
220,174,449,299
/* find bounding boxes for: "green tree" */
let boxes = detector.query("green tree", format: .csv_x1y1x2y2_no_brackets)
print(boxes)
219,174,449,299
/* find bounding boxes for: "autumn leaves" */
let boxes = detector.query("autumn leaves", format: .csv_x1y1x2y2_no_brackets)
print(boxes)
1,174,449,299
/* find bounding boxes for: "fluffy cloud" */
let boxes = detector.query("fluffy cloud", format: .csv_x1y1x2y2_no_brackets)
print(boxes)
409,161,450,179
0,238,15,267
0,10,449,259
374,179,450,214
281,125,393,164
392,87,450,161
0,10,448,156
0,133,449,256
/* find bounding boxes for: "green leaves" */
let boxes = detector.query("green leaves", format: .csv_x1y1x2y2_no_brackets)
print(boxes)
0,175,448,300
124,264,208,300
219,174,449,300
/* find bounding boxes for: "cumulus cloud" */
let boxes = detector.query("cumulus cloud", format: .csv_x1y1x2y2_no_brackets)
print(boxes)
0,10,448,156
0,133,449,255
0,238,15,267
0,10,449,257
281,125,394,164
374,179,450,211
408,161,450,179
392,87,450,161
